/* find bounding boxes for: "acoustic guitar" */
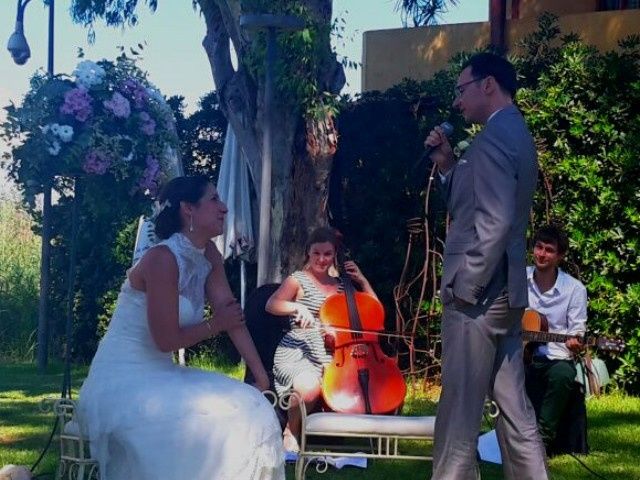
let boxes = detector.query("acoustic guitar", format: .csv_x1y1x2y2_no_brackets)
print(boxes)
522,310,625,363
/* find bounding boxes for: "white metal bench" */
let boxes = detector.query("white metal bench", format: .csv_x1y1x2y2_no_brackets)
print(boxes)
47,398,100,480
270,392,436,480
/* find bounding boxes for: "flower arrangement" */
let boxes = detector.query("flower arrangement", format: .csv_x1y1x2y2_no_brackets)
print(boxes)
1,56,180,204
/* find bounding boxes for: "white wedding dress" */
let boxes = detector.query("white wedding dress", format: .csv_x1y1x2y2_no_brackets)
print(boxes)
78,233,285,480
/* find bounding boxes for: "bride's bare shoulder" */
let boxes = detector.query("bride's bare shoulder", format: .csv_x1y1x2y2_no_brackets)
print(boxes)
129,245,177,290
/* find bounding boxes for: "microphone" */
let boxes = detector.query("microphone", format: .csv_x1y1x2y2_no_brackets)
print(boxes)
414,121,455,171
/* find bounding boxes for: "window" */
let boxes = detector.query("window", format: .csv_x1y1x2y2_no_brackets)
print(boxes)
599,0,640,10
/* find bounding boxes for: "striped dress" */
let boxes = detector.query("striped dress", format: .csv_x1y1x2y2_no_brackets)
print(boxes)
272,271,343,397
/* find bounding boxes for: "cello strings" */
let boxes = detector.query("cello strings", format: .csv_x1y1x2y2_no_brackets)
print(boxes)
291,325,408,340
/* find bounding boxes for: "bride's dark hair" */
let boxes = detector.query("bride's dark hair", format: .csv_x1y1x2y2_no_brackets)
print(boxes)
154,176,210,239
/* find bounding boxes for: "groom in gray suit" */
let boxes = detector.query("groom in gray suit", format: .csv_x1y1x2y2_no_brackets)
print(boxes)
425,53,548,479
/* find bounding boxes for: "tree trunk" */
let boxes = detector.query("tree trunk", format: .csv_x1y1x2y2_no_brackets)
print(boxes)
490,0,507,51
198,0,344,282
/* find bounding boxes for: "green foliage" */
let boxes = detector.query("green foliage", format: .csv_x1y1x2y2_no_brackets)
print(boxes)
71,0,158,31
329,80,463,327
0,54,180,363
168,92,227,180
517,30,640,392
0,202,40,360
1,55,180,215
332,16,640,392
240,0,341,120
396,0,459,27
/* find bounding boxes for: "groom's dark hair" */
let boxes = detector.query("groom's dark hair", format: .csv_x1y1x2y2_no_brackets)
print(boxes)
463,52,518,99
154,175,210,239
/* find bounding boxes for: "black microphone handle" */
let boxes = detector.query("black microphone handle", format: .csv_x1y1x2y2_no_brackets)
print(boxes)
414,121,454,171
413,145,437,171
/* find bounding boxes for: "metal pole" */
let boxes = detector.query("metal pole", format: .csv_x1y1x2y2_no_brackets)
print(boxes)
47,0,54,76
256,27,276,287
240,260,247,309
36,0,54,373
62,178,80,398
36,180,52,372
489,0,506,51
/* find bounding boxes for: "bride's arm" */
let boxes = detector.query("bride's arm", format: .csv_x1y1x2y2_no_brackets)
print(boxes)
140,246,221,352
205,243,270,391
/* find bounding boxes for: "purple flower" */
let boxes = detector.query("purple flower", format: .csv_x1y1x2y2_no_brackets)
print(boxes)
83,150,111,175
60,87,93,122
139,111,156,136
139,154,161,195
121,79,149,109
103,92,131,119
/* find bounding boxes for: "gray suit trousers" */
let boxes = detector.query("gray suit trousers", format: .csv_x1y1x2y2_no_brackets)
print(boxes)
432,291,548,480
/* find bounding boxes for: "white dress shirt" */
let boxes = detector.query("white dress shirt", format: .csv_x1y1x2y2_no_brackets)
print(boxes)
526,266,588,360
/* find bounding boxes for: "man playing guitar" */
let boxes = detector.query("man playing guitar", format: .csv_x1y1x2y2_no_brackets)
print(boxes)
524,224,587,452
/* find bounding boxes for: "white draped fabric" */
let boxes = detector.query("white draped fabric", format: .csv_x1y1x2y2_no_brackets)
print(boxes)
78,233,284,480
214,125,255,262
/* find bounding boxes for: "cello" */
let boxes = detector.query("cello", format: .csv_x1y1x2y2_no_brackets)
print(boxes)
319,254,406,414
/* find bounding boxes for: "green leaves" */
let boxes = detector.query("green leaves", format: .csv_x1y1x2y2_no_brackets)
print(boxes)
520,16,640,392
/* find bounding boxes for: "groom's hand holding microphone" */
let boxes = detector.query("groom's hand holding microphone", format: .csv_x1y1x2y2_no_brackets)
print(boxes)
424,122,455,175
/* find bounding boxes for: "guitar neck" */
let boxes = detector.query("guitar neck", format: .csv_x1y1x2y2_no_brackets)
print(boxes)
523,330,589,345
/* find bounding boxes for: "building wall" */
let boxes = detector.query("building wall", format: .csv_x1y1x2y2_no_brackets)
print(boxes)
510,0,598,19
362,8,640,92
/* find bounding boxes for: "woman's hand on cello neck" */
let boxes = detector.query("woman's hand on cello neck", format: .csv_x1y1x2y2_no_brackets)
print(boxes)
343,260,378,299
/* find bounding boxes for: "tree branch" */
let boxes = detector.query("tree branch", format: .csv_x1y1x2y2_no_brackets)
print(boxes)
198,0,261,189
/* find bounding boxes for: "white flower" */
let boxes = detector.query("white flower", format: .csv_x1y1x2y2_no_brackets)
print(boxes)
47,140,61,156
49,123,61,136
453,139,471,157
57,125,74,142
73,60,106,89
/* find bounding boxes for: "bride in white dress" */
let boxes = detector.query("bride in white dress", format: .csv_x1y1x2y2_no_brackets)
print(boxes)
78,176,285,480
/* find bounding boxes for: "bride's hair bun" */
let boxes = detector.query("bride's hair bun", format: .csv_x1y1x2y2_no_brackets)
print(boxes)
154,176,210,239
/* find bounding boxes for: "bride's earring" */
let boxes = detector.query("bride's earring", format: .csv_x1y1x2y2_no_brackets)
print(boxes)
189,214,194,233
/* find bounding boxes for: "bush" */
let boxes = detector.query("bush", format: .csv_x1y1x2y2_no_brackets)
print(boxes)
0,202,40,360
330,16,640,392
517,24,640,392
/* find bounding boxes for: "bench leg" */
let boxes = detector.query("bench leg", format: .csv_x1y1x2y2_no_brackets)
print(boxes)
295,456,306,480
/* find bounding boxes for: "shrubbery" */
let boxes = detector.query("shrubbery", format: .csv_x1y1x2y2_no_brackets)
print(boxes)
0,202,40,360
3,16,637,392
331,15,640,392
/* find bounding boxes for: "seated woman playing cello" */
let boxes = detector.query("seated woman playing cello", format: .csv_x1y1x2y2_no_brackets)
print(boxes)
265,226,377,452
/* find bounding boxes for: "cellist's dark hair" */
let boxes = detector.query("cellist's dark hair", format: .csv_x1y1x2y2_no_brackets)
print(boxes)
153,176,210,239
302,226,340,267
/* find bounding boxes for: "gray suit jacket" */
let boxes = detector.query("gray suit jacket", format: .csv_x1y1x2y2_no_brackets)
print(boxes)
440,104,537,308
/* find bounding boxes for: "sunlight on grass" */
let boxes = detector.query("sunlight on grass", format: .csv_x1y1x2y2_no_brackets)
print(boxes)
1,362,638,479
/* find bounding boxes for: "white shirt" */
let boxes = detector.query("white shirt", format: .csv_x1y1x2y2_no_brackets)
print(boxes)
526,266,588,360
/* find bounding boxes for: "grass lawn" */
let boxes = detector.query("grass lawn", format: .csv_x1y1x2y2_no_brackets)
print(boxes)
1,362,638,479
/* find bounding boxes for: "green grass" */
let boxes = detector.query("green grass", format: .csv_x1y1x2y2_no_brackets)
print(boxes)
1,362,639,479
0,202,41,360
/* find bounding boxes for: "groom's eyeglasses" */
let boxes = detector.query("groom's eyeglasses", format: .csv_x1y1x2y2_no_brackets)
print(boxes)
454,77,486,97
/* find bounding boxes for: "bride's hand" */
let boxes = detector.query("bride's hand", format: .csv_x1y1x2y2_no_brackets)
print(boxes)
253,372,270,392
211,299,244,334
